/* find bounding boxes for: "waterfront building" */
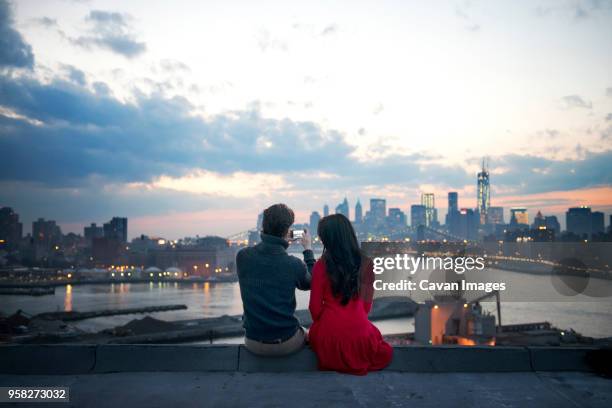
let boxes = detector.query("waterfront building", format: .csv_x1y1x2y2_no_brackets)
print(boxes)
0,207,23,249
32,218,62,249
323,204,329,217
149,236,236,277
103,217,128,243
84,223,103,246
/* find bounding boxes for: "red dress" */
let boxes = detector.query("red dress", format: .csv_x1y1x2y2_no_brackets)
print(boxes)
308,258,393,375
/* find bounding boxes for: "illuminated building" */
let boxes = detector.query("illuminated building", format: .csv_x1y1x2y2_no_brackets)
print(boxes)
476,158,490,225
510,208,529,226
0,207,23,249
421,193,436,227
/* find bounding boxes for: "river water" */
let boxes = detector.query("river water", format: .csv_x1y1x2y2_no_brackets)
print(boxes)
2,267,612,339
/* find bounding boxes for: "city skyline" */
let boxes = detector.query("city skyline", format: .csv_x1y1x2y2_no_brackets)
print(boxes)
1,0,612,238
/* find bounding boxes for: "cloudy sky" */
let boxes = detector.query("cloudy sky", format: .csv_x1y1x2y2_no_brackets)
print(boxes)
1,0,611,239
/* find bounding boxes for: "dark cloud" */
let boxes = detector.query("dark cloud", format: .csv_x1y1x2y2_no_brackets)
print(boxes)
0,74,353,187
561,94,592,109
0,0,34,68
72,10,146,58
61,64,86,85
1,71,611,231
492,152,612,194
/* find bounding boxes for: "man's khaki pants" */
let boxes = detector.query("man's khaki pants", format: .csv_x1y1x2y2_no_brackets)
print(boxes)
244,327,306,356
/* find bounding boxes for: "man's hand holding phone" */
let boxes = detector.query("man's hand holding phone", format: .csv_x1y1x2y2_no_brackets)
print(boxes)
290,228,312,251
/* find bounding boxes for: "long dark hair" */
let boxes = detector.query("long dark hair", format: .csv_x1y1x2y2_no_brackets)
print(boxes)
317,213,362,305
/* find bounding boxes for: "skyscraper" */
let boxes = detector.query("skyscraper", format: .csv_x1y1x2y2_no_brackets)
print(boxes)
309,211,321,234
0,207,23,249
387,208,406,228
335,198,349,219
458,208,478,241
448,192,458,213
566,207,592,239
476,158,490,225
32,218,62,249
421,193,435,227
544,216,561,236
354,199,363,224
369,199,386,223
84,223,104,246
510,208,529,226
103,217,128,243
488,206,504,225
592,211,605,235
323,204,329,217
445,192,460,236
411,204,427,228
532,211,545,229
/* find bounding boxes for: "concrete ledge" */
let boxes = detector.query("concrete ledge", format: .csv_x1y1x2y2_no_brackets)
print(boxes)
0,345,604,375
0,345,96,374
388,346,532,372
238,346,319,372
528,347,600,372
94,344,239,373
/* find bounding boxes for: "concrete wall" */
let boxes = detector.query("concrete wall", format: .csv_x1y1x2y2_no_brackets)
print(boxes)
0,345,604,375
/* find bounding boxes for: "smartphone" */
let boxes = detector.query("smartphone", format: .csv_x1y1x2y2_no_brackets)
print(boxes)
290,229,304,239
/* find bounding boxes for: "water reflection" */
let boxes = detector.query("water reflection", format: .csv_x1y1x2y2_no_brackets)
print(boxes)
64,284,72,312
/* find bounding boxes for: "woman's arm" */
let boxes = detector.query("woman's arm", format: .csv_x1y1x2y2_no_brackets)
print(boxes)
308,260,325,321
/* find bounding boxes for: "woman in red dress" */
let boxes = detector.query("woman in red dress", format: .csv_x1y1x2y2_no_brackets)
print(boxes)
308,214,393,375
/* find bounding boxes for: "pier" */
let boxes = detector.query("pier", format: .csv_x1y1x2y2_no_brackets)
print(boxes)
34,304,188,322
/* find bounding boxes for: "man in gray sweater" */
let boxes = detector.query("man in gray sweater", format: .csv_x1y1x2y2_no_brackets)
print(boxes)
236,203,315,356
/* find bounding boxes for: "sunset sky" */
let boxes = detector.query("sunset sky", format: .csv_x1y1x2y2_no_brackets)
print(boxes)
1,0,611,239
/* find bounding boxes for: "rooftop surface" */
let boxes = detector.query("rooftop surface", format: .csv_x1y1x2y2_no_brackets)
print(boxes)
1,345,610,407
1,371,610,408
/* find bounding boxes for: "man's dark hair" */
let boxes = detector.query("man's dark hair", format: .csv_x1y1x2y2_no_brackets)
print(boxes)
262,203,294,237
